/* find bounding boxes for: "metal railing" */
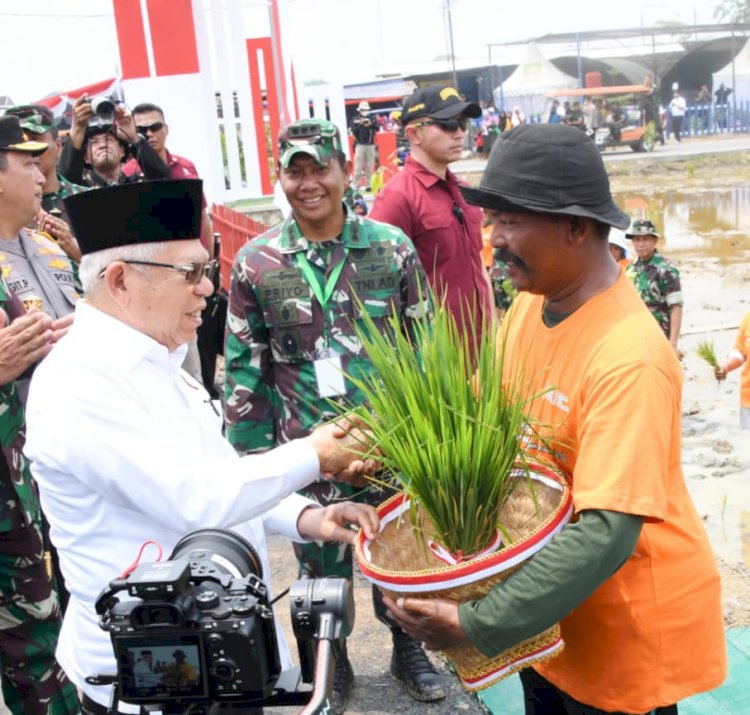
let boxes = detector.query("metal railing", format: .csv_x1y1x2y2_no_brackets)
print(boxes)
210,203,270,292
665,100,750,138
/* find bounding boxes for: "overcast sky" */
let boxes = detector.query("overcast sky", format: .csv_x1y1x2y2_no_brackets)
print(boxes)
0,0,719,104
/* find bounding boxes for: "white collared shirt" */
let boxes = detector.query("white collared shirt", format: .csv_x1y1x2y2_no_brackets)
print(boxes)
25,301,321,709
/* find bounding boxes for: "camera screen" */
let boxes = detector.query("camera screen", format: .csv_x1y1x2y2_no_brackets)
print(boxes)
115,634,207,702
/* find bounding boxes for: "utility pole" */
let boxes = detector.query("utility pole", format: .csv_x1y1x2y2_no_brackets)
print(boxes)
444,0,458,90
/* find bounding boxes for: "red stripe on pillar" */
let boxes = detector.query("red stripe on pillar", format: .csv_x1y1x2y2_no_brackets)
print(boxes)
269,0,290,125
113,0,150,79
146,0,200,76
291,61,300,120
247,38,280,196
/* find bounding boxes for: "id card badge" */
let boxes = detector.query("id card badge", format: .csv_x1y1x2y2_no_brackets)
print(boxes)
314,350,346,397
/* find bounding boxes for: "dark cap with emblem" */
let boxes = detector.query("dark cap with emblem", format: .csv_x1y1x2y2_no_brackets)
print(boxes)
4,104,57,134
63,180,203,256
0,115,49,155
400,85,481,125
460,124,630,230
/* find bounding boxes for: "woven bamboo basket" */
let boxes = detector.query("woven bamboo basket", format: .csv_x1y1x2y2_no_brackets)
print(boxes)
355,464,573,692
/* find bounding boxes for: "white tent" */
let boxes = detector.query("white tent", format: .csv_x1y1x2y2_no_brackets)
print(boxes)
494,43,578,119
712,37,750,103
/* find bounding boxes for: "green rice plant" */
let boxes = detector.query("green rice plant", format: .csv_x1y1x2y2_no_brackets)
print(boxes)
697,340,720,370
338,297,543,559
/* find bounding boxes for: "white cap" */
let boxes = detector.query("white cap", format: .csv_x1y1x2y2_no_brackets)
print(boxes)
609,228,629,258
357,101,371,112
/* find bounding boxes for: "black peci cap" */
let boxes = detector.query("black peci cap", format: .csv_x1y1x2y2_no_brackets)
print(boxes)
63,180,204,256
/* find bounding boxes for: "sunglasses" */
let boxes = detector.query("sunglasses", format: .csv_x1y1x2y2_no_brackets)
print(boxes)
112,259,218,285
411,117,469,133
136,122,165,134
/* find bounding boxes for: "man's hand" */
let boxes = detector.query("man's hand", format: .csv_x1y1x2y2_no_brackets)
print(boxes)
69,95,94,150
297,502,380,545
35,210,82,263
382,595,467,651
114,104,138,145
0,312,55,384
50,313,74,344
306,420,379,486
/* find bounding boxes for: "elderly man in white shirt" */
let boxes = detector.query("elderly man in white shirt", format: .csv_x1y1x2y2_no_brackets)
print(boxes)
24,179,379,715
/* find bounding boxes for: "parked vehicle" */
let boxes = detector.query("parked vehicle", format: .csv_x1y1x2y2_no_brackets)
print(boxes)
545,85,658,153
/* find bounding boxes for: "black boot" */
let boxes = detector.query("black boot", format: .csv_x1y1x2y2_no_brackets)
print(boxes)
390,629,447,702
330,642,354,715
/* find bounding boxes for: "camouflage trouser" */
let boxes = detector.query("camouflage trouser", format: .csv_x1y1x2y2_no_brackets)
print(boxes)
0,522,80,715
294,479,397,625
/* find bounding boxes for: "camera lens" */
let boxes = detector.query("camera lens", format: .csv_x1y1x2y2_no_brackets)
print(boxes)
91,97,116,119
170,529,264,581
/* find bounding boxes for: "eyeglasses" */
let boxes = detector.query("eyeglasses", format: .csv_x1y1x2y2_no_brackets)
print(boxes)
411,117,469,133
136,122,165,134
116,259,218,285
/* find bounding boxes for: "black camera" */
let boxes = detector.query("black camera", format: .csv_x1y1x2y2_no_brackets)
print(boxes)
88,95,117,119
91,529,354,714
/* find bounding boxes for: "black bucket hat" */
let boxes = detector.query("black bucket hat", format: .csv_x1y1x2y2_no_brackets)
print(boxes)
460,124,630,230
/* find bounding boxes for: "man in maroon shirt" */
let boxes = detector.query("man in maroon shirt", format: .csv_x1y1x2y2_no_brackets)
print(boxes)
370,86,493,355
123,103,212,253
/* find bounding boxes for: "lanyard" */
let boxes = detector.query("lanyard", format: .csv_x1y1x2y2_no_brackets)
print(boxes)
292,221,349,311
295,250,346,310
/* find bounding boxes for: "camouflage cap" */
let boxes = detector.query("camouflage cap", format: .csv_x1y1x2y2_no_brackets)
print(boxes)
625,218,660,239
278,119,343,169
4,104,56,134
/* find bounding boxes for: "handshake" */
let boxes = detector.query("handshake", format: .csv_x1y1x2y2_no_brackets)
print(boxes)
305,418,378,487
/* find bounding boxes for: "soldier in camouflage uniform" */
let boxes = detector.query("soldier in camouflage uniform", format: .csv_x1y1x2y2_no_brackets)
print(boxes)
641,74,665,146
224,119,446,712
0,116,80,715
625,218,683,356
4,105,87,264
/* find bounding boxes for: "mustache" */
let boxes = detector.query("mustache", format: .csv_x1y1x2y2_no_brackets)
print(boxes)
494,248,528,273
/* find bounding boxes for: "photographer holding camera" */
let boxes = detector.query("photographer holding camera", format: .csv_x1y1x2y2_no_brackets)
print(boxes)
24,179,379,715
59,94,171,188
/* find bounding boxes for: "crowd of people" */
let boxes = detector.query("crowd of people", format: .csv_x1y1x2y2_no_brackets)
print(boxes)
347,75,735,195
0,82,744,715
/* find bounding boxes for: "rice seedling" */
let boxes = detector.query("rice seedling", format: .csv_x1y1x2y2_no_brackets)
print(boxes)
338,295,544,558
697,340,720,370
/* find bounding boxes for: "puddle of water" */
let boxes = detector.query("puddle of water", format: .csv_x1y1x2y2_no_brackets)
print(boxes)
615,184,750,265
616,183,750,568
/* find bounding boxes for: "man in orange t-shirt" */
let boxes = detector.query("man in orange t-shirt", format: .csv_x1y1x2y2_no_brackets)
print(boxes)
383,124,726,714
716,311,750,430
